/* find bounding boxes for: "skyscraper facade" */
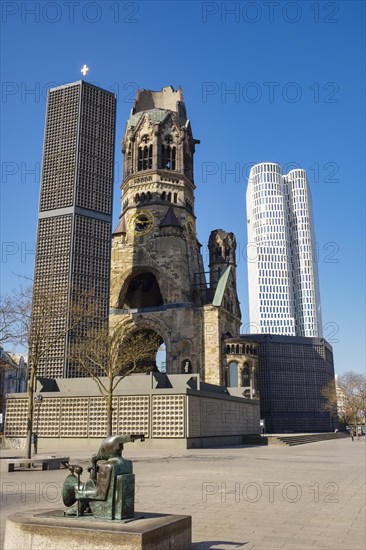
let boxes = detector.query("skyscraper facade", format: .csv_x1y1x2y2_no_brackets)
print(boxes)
31,81,116,378
246,163,322,337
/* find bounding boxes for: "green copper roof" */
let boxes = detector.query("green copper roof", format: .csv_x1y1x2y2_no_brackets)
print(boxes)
212,265,231,307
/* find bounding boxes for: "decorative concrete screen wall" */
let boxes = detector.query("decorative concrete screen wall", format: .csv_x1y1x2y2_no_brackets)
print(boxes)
5,374,260,450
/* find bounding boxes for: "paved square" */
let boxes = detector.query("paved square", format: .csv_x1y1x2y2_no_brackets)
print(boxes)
1,438,365,549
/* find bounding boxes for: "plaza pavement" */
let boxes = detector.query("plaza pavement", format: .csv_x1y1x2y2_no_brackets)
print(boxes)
0,438,365,549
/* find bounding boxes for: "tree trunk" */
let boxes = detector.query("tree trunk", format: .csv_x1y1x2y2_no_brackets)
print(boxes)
106,377,113,437
25,367,36,459
354,414,359,440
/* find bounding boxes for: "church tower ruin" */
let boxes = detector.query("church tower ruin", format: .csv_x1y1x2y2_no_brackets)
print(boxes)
110,86,245,384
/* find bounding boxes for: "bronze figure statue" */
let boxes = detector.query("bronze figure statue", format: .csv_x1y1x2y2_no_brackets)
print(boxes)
62,434,145,520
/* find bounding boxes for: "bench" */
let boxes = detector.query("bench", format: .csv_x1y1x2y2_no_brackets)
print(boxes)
6,456,70,472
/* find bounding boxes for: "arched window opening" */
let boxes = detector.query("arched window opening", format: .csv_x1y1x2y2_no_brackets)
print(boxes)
173,193,177,204
181,359,192,374
235,344,240,354
167,192,172,202
156,342,166,373
161,191,166,201
242,364,250,387
138,143,153,171
229,362,238,387
161,136,176,170
124,272,163,309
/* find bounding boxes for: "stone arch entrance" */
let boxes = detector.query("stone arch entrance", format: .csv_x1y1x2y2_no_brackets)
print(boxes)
110,314,173,374
121,326,164,372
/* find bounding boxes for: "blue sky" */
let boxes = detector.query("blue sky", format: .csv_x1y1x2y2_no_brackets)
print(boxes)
1,1,365,374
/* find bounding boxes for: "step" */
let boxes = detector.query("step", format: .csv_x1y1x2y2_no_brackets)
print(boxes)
267,433,349,446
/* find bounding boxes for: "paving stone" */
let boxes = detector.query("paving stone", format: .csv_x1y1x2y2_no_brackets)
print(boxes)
1,438,365,549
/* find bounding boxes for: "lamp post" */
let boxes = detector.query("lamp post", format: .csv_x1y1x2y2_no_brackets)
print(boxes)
33,394,43,454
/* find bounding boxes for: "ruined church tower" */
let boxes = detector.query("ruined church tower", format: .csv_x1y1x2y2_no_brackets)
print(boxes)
110,86,242,383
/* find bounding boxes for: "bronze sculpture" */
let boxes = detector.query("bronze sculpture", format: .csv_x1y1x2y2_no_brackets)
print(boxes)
62,434,145,520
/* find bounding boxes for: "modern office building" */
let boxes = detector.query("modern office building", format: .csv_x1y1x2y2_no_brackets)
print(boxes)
246,163,322,337
241,334,337,432
31,81,116,378
0,348,27,431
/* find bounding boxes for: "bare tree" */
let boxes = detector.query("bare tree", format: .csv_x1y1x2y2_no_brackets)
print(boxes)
0,287,32,349
321,378,340,421
27,286,103,458
0,295,17,346
322,371,366,437
70,321,162,436
1,285,98,458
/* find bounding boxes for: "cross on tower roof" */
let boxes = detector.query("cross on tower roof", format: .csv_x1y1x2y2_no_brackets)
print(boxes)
81,65,89,77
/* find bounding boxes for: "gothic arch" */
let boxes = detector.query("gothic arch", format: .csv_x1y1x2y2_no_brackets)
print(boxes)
177,338,193,354
159,113,181,139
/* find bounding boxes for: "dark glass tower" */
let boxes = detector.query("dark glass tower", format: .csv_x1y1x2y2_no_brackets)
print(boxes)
31,81,116,378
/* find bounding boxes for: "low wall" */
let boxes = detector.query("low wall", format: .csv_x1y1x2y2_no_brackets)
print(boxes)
4,374,260,450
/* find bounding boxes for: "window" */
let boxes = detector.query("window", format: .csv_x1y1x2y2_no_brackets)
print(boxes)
242,364,250,387
229,362,238,387
137,140,153,171
161,135,176,170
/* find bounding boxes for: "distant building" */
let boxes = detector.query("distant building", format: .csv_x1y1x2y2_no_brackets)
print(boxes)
0,348,27,430
30,81,116,378
246,163,322,337
240,334,337,432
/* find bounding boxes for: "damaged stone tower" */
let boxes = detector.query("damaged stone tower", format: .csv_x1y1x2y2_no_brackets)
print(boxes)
110,86,245,385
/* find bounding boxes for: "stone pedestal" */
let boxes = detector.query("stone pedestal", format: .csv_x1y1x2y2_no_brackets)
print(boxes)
4,510,192,550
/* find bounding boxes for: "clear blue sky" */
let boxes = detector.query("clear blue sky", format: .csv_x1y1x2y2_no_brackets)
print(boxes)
1,1,365,374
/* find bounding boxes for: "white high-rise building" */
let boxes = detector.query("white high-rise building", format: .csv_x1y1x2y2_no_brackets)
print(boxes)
246,162,322,337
